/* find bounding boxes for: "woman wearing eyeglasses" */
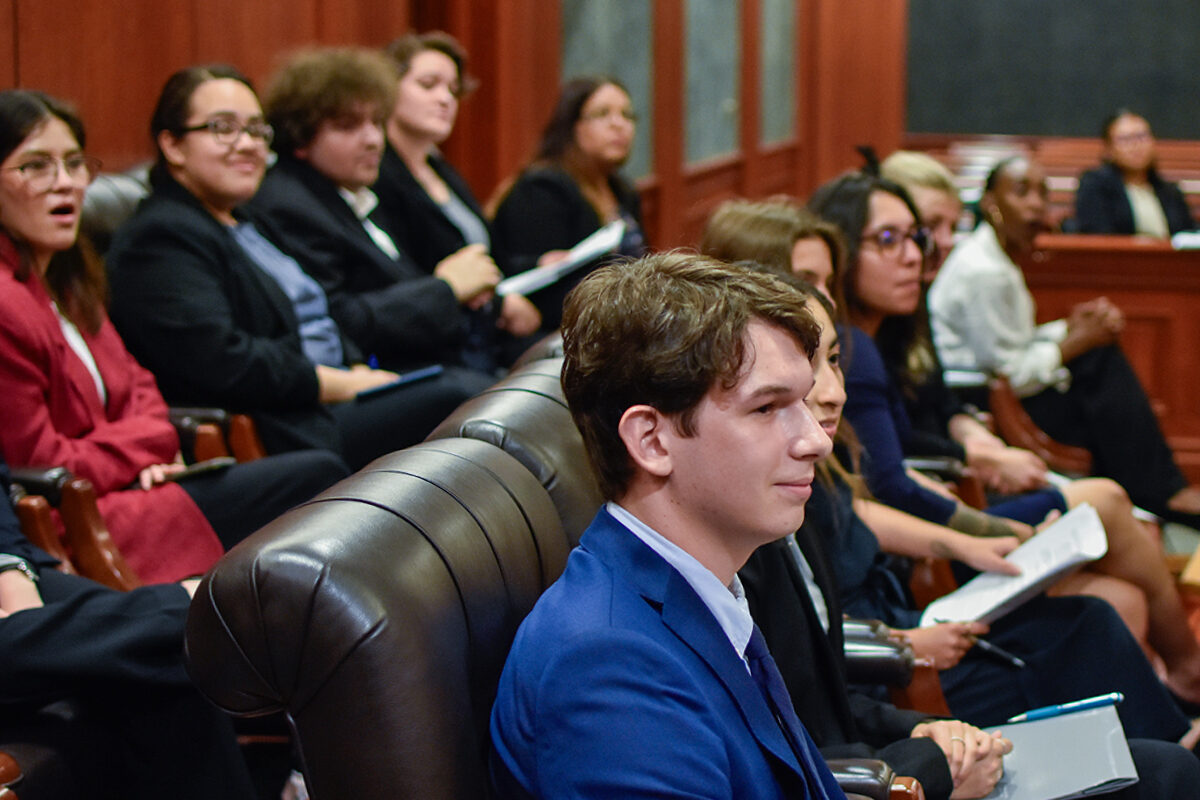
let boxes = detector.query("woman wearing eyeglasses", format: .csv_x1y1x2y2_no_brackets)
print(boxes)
811,165,1200,707
490,76,647,334
1075,111,1194,237
0,87,346,584
108,65,471,470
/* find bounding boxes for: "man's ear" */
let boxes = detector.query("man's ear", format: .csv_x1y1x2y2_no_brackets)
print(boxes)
617,404,673,479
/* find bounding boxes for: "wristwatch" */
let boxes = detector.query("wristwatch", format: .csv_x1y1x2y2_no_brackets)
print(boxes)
0,554,39,583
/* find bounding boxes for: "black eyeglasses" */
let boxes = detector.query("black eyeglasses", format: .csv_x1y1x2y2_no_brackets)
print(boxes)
860,226,933,259
3,154,102,193
178,117,274,146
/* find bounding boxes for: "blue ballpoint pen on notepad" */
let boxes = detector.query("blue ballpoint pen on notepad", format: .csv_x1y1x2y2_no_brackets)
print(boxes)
1006,692,1124,723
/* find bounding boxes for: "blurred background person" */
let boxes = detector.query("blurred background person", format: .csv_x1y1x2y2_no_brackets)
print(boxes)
490,76,647,333
1075,110,1194,237
375,31,540,368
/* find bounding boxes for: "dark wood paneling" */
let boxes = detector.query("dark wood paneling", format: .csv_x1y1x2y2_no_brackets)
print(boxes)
809,0,907,186
314,0,412,47
0,0,14,88
15,0,192,169
193,1,323,88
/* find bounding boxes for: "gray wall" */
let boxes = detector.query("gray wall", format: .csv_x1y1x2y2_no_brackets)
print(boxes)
907,1,1200,138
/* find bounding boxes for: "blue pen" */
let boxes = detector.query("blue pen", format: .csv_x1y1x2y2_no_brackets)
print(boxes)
1006,692,1124,723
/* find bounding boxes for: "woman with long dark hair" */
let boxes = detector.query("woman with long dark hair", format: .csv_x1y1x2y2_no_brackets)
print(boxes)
811,163,1200,707
490,76,647,332
0,88,343,583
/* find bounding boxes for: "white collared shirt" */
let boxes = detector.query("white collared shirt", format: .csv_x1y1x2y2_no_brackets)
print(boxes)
606,501,755,670
338,185,401,260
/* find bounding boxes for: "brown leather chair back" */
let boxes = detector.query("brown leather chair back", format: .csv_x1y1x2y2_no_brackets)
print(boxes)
185,438,567,799
427,358,603,546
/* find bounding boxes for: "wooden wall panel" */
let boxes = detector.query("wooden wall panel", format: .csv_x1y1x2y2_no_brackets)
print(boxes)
192,1,323,89
0,0,14,88
314,0,412,47
808,0,907,186
15,0,191,169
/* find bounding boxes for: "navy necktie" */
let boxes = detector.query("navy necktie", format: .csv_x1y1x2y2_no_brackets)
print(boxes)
745,624,843,799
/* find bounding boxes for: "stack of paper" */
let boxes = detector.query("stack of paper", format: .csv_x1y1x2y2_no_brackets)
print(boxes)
919,503,1107,627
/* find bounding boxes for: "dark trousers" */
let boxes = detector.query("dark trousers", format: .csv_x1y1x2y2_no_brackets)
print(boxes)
1119,739,1200,800
183,449,349,549
941,594,1191,741
331,365,494,470
0,570,255,799
1021,345,1185,515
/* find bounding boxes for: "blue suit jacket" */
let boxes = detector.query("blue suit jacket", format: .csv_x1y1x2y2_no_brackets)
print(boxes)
490,507,845,799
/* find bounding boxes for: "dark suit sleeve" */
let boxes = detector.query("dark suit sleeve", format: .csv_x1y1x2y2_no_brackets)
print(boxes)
1157,179,1195,234
108,211,321,411
491,172,600,276
254,187,464,366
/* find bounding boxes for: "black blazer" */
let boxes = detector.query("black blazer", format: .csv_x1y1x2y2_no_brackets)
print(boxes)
1074,161,1194,235
373,146,490,273
250,156,466,368
490,165,644,332
107,176,342,456
741,526,953,800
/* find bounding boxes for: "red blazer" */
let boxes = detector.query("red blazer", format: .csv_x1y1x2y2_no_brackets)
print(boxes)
0,235,222,583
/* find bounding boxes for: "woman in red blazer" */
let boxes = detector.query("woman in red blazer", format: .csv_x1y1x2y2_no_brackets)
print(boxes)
0,89,343,583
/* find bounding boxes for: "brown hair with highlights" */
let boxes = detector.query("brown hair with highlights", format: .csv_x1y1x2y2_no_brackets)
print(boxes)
561,251,821,499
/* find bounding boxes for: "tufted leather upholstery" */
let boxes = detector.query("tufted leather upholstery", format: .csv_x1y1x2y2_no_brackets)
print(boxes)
185,438,567,799
81,165,150,254
427,358,603,546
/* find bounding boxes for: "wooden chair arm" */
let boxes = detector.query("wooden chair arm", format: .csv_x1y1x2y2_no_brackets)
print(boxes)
987,376,1093,475
12,495,76,575
908,557,959,611
892,775,926,800
58,478,141,591
889,664,953,717
228,414,267,462
0,750,21,799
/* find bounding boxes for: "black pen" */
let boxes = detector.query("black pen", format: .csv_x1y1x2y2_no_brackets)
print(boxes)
968,634,1027,669
933,619,1027,669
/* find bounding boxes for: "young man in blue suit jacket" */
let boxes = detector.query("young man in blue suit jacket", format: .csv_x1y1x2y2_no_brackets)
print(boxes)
490,252,846,798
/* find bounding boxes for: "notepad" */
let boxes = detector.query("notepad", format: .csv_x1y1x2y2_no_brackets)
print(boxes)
495,220,626,296
919,503,1107,627
983,704,1136,799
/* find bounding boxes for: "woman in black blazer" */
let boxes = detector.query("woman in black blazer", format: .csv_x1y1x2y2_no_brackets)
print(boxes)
490,76,648,333
109,64,482,469
375,32,541,367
